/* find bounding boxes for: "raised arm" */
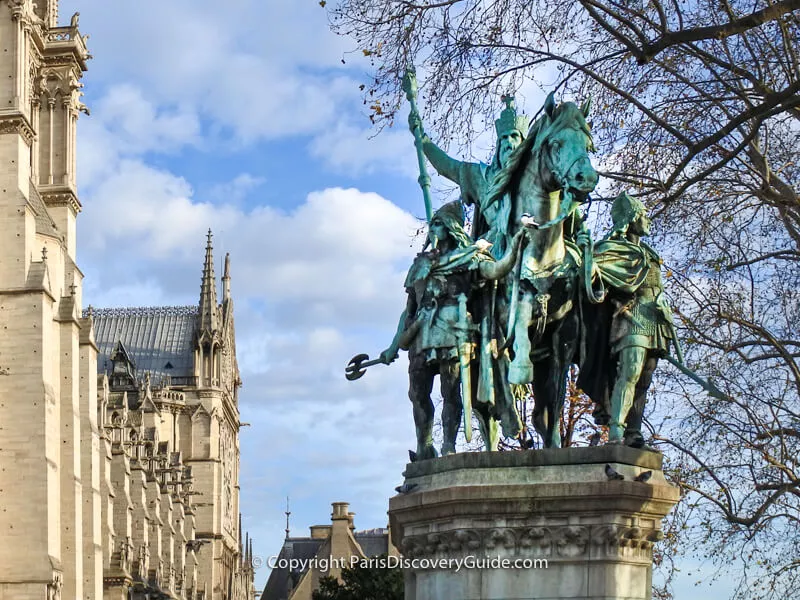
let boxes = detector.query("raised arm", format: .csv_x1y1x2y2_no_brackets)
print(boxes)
409,112,462,183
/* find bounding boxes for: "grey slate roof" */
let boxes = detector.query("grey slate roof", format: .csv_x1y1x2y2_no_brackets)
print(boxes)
261,538,326,600
260,529,390,600
354,529,389,558
90,306,197,379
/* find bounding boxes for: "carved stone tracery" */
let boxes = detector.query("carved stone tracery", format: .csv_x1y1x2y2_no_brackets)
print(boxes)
0,115,36,145
399,522,665,560
47,571,63,600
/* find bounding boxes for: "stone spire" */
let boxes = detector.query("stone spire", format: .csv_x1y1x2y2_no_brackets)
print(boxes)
238,513,243,555
222,252,232,304
198,230,219,334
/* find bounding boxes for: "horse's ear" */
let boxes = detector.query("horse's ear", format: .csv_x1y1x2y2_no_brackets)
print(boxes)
581,98,591,118
544,92,556,118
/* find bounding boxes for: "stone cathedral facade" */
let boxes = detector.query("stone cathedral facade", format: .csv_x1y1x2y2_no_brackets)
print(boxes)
0,2,255,599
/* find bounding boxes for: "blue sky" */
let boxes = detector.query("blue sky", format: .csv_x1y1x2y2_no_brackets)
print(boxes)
61,1,734,596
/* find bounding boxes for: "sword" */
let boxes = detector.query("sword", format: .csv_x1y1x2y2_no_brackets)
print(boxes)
503,215,536,349
663,355,727,401
456,294,474,443
402,66,433,223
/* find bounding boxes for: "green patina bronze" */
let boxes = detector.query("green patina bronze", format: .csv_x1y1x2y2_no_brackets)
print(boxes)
577,193,678,447
379,201,525,460
486,93,598,448
410,95,530,258
346,84,719,457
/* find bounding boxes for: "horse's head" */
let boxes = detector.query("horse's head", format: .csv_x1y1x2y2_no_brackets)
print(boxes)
540,94,598,197
485,93,599,211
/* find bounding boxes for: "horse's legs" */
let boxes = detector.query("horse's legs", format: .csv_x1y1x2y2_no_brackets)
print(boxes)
439,359,462,456
495,356,523,438
609,347,647,442
531,354,569,449
509,289,535,384
408,356,438,460
474,402,499,451
531,313,578,448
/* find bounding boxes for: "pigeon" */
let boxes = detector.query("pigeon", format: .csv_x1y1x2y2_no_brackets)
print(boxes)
634,470,653,483
408,449,417,462
395,483,419,495
588,432,602,447
605,464,624,480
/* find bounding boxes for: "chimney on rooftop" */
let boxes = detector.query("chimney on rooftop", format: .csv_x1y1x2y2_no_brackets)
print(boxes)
309,525,331,539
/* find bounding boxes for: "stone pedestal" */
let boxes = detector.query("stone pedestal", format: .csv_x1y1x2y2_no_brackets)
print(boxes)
389,447,679,600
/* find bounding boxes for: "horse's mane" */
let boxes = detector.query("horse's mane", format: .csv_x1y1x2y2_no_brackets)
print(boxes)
485,102,593,209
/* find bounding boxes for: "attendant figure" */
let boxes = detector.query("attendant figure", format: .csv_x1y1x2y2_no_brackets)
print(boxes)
579,192,679,447
380,201,525,460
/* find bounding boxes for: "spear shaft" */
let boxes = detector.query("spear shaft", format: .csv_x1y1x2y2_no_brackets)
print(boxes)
402,67,433,223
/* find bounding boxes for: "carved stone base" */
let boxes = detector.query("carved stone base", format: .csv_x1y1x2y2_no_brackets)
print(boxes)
389,446,679,600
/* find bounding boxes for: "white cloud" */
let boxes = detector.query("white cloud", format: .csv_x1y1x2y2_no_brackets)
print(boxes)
93,84,201,154
66,0,364,145
207,174,266,205
309,119,419,178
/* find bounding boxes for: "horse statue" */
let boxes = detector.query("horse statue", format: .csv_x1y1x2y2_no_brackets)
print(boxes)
486,92,599,448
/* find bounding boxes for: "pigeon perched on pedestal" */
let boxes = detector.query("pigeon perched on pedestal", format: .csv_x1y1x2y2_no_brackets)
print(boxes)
395,483,419,494
605,464,624,480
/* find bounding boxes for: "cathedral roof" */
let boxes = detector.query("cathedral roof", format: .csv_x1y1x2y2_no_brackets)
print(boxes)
90,306,198,379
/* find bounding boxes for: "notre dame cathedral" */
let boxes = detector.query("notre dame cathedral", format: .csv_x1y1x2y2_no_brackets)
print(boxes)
0,2,255,599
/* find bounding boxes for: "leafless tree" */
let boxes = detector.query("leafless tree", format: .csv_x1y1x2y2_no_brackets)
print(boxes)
329,1,800,598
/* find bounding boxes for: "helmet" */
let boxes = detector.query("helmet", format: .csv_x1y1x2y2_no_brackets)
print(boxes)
610,192,646,232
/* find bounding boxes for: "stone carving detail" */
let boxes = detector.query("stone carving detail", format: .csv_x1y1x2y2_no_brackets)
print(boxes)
592,523,664,553
445,529,482,553
117,537,133,573
0,116,36,146
41,191,81,213
220,422,235,534
35,66,88,114
519,526,552,556
9,0,38,26
47,572,63,600
485,528,516,551
554,525,590,558
399,522,665,559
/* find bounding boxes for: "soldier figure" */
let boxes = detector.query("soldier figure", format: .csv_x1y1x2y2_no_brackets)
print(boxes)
379,202,524,460
579,193,679,447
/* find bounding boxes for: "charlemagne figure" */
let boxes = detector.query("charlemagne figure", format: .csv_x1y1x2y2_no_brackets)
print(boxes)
379,201,524,460
579,192,679,447
412,97,531,258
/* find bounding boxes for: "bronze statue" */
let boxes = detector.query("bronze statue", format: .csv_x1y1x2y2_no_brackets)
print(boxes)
347,82,723,455
411,96,530,258
578,193,679,447
378,201,525,460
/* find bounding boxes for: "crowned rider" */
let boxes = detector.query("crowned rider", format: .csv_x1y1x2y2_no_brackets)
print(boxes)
411,96,531,258
379,201,525,460
578,192,679,448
